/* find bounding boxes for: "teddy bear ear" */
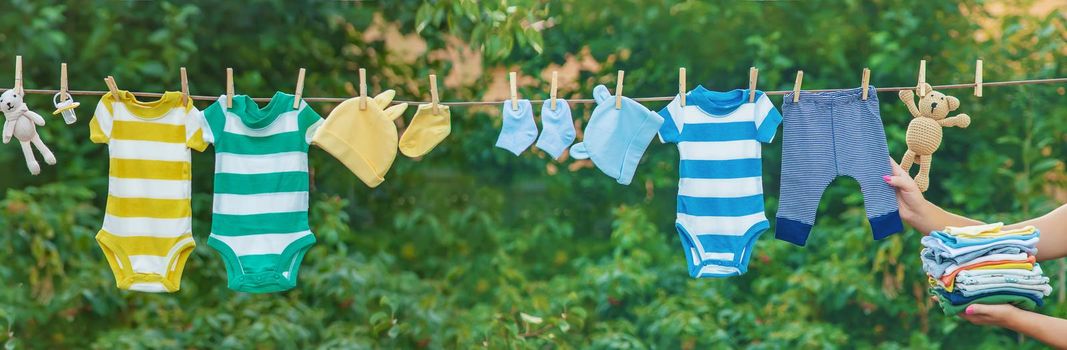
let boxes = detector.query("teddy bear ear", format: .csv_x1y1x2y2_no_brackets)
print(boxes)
947,96,960,111
920,82,933,93
592,85,611,104
374,90,396,107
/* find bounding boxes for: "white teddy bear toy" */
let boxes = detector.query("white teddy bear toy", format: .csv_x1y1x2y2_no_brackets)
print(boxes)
2,89,55,175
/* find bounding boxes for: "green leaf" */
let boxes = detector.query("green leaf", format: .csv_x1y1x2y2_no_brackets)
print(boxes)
415,4,432,33
525,29,544,54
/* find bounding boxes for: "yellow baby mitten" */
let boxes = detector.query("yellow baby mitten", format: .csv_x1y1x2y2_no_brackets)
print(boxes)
312,90,408,187
399,103,451,157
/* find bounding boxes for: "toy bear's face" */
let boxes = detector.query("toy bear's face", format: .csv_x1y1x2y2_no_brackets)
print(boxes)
918,90,960,120
0,89,24,114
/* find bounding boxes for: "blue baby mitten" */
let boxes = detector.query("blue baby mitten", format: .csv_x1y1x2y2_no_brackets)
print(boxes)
571,85,664,185
495,99,538,156
535,99,575,159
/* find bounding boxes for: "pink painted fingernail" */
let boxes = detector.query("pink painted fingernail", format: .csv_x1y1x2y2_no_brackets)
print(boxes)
882,175,891,183
965,305,975,315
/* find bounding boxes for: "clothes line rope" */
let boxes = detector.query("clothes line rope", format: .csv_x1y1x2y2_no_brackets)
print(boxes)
2,77,1064,106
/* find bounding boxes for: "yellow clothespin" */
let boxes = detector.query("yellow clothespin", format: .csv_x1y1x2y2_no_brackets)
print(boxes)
861,68,871,100
429,73,440,115
226,68,234,108
792,70,803,103
974,59,983,97
917,60,927,97
358,68,368,110
615,70,624,110
104,76,119,96
293,68,306,109
509,71,518,111
748,67,758,103
180,67,190,104
550,71,559,111
679,67,686,107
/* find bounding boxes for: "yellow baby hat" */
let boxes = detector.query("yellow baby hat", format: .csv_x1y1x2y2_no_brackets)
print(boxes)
313,90,408,188
399,103,451,157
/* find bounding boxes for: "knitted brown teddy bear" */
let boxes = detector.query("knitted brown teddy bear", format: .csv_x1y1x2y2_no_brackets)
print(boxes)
898,82,971,192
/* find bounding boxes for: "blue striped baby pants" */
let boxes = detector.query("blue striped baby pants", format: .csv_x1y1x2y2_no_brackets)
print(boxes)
775,86,903,246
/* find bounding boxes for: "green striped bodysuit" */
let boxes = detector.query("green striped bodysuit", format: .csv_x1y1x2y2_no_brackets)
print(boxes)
199,92,322,293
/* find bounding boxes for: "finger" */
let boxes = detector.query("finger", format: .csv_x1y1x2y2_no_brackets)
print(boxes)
959,313,981,324
889,157,906,176
885,174,917,190
965,304,990,316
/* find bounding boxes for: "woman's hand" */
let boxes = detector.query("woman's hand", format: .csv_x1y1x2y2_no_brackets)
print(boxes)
959,303,1067,348
883,158,927,224
930,295,1020,326
960,304,1022,327
883,157,984,233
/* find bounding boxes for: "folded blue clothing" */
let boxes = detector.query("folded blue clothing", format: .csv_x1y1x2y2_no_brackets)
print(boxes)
920,245,1035,274
955,264,1047,285
929,230,1039,248
922,250,1031,279
957,284,1052,299
935,288,1044,307
956,273,1049,286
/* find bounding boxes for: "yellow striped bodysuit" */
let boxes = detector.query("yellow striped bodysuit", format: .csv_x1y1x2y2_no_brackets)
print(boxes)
89,91,207,292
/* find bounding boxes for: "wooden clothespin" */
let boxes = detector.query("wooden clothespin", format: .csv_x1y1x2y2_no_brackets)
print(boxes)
614,70,625,109
550,71,559,111
59,63,68,102
748,67,758,103
917,60,927,97
180,67,190,104
429,73,440,115
509,71,518,111
679,67,686,107
792,70,803,103
55,63,79,125
861,68,871,100
293,68,306,109
104,76,119,96
14,55,22,93
226,68,234,108
974,59,983,97
358,68,368,110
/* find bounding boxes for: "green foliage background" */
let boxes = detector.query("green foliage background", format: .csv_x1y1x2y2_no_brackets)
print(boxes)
1,0,1065,348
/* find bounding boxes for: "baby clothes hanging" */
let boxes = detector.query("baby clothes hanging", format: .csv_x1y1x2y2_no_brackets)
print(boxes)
198,92,323,293
776,86,903,246
495,99,537,156
89,90,206,292
570,85,663,185
312,90,408,188
658,86,781,278
534,99,575,159
399,103,451,158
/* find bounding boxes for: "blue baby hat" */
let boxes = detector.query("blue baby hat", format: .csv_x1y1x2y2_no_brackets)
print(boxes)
535,98,575,159
570,85,664,185
495,99,538,155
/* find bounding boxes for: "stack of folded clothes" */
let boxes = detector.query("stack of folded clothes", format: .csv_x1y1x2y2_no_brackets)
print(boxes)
920,223,1052,315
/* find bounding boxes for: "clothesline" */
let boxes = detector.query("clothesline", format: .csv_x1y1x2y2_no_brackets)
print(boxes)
3,77,1065,106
